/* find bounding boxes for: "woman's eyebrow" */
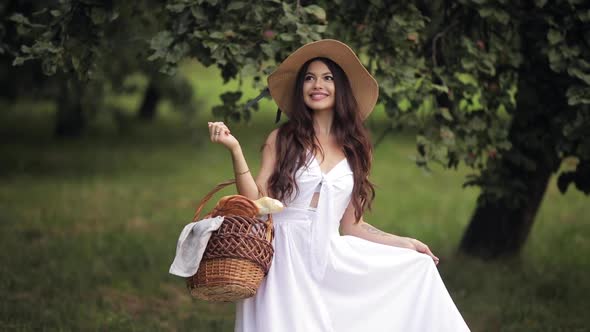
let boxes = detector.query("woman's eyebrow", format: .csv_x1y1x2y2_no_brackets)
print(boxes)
305,71,333,76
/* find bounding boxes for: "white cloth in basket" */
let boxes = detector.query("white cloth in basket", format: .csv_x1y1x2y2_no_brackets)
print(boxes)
169,216,224,277
234,152,470,331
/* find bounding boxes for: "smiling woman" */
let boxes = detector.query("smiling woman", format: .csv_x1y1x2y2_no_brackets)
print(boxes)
206,39,470,332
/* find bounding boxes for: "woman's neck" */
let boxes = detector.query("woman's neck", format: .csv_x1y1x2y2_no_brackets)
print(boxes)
312,110,334,137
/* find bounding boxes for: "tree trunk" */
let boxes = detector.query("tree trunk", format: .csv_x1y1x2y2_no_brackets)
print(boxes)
459,160,555,258
137,81,160,121
55,79,86,138
459,20,568,259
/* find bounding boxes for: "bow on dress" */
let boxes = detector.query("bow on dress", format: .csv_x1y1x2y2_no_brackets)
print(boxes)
308,158,353,281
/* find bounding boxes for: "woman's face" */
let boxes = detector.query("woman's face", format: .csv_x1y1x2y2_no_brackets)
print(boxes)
302,60,335,113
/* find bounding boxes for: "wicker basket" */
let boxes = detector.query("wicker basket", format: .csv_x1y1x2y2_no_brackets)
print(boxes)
186,180,274,302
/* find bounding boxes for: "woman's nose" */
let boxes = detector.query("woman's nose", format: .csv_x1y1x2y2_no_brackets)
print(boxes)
312,78,323,89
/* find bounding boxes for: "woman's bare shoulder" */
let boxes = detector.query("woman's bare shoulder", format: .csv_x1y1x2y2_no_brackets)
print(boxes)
264,128,280,146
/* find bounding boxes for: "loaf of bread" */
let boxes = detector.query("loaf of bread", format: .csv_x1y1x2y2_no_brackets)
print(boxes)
209,195,284,217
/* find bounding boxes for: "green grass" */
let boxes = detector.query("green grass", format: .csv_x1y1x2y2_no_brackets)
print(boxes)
1,62,589,331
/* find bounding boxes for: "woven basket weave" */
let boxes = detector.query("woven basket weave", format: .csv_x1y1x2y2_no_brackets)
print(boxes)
186,180,274,302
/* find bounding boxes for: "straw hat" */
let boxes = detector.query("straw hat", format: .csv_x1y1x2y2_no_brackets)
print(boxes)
267,39,379,120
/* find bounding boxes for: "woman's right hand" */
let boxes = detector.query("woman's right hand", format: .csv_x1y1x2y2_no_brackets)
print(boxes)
208,121,240,152
407,238,440,266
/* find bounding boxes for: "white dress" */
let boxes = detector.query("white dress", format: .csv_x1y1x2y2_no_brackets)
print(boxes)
235,153,470,332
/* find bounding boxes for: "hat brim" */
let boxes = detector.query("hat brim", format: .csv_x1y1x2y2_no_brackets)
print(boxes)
267,39,379,121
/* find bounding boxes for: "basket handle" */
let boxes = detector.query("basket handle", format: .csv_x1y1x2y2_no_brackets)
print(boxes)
265,214,274,241
191,179,270,223
192,179,237,222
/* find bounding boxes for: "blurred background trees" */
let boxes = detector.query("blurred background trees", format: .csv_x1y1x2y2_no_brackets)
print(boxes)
4,0,589,259
3,0,197,136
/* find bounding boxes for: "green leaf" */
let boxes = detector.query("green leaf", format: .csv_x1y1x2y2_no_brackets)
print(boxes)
159,64,177,76
397,98,412,112
191,7,207,21
166,3,186,13
535,0,548,7
455,72,478,86
461,58,477,70
315,24,327,34
12,56,30,66
478,7,509,24
433,145,449,160
439,127,455,146
496,104,510,119
150,31,174,50
439,107,453,121
417,96,434,116
568,67,590,85
278,33,295,42
32,40,60,54
282,2,293,15
547,29,563,45
459,99,468,111
431,84,449,93
260,43,277,58
227,2,248,11
413,76,425,89
9,13,30,24
472,90,483,110
221,91,243,104
479,59,496,76
210,31,225,39
72,56,80,71
303,5,327,22
508,83,518,106
566,86,590,105
577,10,590,22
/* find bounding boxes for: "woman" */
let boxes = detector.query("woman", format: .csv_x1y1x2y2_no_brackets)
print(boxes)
208,39,469,332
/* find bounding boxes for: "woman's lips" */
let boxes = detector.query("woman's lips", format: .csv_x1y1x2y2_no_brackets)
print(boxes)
310,93,329,101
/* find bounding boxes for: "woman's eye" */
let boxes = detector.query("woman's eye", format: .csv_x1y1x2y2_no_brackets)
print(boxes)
324,75,334,81
304,75,314,81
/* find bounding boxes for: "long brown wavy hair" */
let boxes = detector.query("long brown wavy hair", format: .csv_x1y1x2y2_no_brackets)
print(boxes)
267,57,376,223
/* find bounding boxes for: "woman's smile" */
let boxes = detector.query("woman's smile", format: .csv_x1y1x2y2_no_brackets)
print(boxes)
310,91,329,101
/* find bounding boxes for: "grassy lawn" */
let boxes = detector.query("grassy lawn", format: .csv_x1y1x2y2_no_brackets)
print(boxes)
1,62,588,331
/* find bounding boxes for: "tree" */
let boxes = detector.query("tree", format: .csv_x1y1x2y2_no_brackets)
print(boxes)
323,0,589,258
6,0,198,136
8,0,590,258
455,1,590,257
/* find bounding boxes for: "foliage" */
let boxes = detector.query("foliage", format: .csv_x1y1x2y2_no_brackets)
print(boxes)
325,1,515,176
147,0,327,120
6,0,590,198
324,0,590,203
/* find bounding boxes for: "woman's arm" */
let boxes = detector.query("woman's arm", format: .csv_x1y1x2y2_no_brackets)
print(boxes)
208,122,277,200
339,200,439,264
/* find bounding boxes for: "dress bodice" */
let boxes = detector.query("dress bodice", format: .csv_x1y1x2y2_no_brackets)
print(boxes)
285,152,354,214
